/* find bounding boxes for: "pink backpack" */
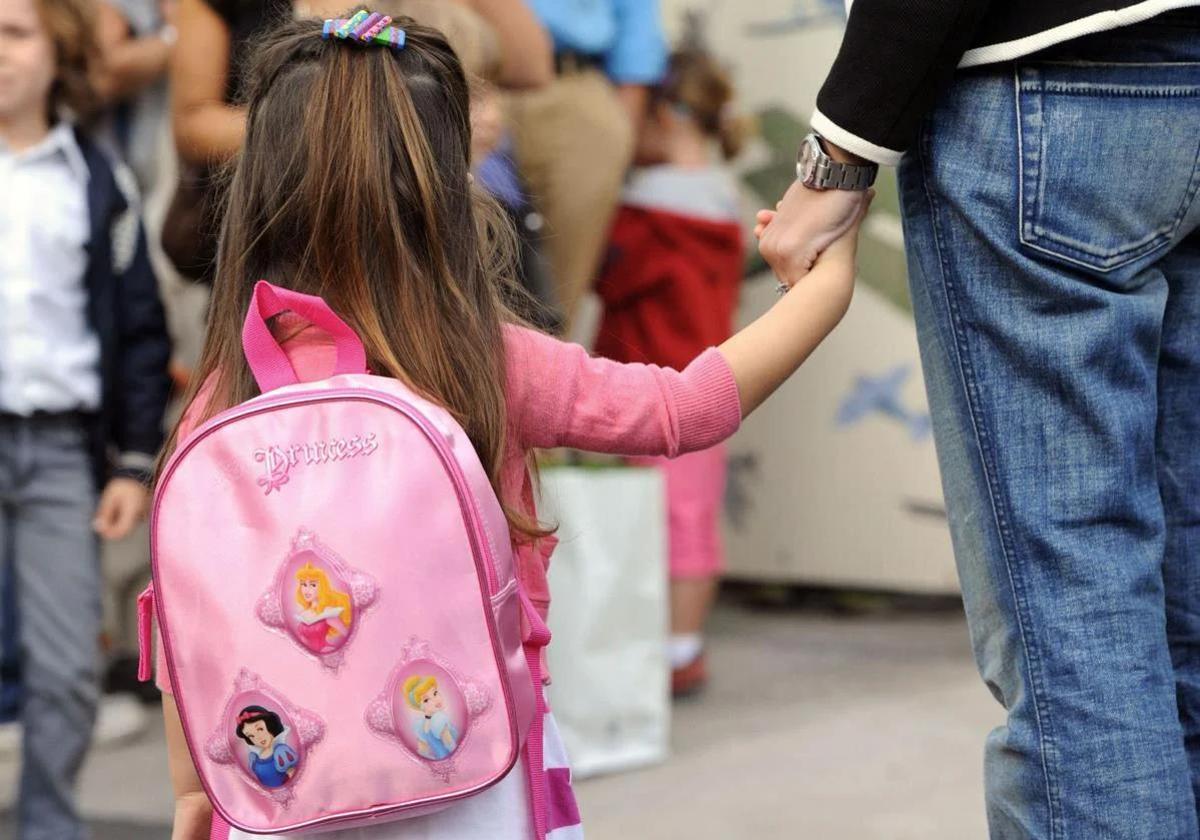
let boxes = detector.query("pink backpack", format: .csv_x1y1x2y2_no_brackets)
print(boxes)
138,282,552,837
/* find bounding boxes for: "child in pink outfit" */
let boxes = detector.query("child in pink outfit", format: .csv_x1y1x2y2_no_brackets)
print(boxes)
158,15,869,840
595,49,751,694
159,317,742,840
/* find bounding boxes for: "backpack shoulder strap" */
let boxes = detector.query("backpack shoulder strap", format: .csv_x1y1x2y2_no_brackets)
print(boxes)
519,588,553,839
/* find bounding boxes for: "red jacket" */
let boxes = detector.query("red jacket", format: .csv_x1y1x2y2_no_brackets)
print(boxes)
594,204,744,371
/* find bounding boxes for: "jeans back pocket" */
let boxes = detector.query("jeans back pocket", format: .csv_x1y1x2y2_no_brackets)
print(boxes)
1016,62,1200,281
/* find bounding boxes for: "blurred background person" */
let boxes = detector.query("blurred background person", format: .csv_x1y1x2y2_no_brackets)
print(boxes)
511,0,667,331
383,0,558,324
163,0,549,285
0,1,171,838
95,0,175,194
94,0,186,733
593,47,749,697
0,0,177,760
94,0,199,402
160,0,285,285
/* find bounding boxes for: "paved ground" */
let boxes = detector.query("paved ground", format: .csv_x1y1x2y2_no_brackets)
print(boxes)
0,594,1001,839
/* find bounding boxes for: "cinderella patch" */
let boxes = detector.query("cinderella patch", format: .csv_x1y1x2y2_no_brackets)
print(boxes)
365,638,491,780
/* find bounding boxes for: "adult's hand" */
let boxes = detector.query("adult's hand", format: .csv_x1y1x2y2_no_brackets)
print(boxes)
755,181,871,290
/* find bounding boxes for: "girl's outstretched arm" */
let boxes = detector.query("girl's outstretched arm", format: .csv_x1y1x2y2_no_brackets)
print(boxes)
504,203,867,459
722,201,867,417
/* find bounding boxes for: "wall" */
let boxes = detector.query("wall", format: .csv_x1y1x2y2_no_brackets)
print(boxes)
661,0,958,592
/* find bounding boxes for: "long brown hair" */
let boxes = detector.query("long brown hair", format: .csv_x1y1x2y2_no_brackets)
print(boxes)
34,0,100,125
161,14,546,539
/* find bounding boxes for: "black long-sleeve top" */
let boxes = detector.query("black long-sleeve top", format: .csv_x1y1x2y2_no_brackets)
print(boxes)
814,1,1200,164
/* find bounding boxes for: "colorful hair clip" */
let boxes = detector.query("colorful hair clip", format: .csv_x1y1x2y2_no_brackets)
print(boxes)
335,10,369,39
322,11,406,50
384,26,407,49
359,13,392,42
353,12,382,39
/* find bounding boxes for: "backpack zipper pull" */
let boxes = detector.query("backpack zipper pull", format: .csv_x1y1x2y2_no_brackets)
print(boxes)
136,584,155,683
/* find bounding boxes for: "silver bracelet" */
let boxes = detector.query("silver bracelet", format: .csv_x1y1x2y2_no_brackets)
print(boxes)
776,281,790,297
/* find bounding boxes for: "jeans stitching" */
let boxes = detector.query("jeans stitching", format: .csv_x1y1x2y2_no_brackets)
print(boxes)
1027,127,1200,264
1034,62,1200,69
1030,224,1177,262
1017,65,1200,271
1026,81,1200,97
1017,67,1041,246
1035,78,1050,239
918,95,1063,837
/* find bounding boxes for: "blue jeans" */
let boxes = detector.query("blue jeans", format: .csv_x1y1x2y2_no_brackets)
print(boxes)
898,13,1200,839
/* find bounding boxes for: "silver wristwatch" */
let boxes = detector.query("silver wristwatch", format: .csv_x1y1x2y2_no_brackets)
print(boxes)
796,133,878,191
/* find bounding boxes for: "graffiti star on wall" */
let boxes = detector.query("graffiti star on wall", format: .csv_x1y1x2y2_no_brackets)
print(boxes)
837,365,932,441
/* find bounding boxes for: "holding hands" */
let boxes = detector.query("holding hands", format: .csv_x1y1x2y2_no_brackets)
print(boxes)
713,136,877,419
756,180,873,290
718,179,872,420
756,132,878,291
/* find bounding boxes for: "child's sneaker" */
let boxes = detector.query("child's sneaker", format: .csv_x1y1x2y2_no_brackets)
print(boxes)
92,693,148,748
671,652,708,698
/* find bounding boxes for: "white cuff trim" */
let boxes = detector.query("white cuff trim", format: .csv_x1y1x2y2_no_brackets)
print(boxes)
810,110,904,167
960,0,1200,68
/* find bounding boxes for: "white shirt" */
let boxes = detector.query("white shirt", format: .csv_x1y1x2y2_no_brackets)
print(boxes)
0,123,101,415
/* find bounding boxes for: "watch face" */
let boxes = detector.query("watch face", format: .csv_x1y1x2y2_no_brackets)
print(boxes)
798,136,821,183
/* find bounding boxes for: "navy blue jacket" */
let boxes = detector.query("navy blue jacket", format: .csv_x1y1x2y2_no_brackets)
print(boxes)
76,128,172,486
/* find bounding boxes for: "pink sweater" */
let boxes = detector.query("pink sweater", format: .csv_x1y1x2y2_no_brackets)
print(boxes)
499,325,742,615
157,319,741,691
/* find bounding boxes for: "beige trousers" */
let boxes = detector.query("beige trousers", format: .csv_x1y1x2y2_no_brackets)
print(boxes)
509,69,634,328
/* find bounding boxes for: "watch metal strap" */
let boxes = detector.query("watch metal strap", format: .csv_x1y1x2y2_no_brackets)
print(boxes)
803,157,877,191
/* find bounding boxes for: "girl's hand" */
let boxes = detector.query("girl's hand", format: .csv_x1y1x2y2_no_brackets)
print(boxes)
753,208,774,240
171,791,212,840
756,189,874,292
755,181,872,288
93,477,149,541
719,192,873,419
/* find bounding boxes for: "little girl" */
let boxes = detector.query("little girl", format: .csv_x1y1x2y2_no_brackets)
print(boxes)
159,14,867,840
594,49,749,697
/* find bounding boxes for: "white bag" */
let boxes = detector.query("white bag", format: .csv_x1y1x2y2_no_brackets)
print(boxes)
540,465,670,779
